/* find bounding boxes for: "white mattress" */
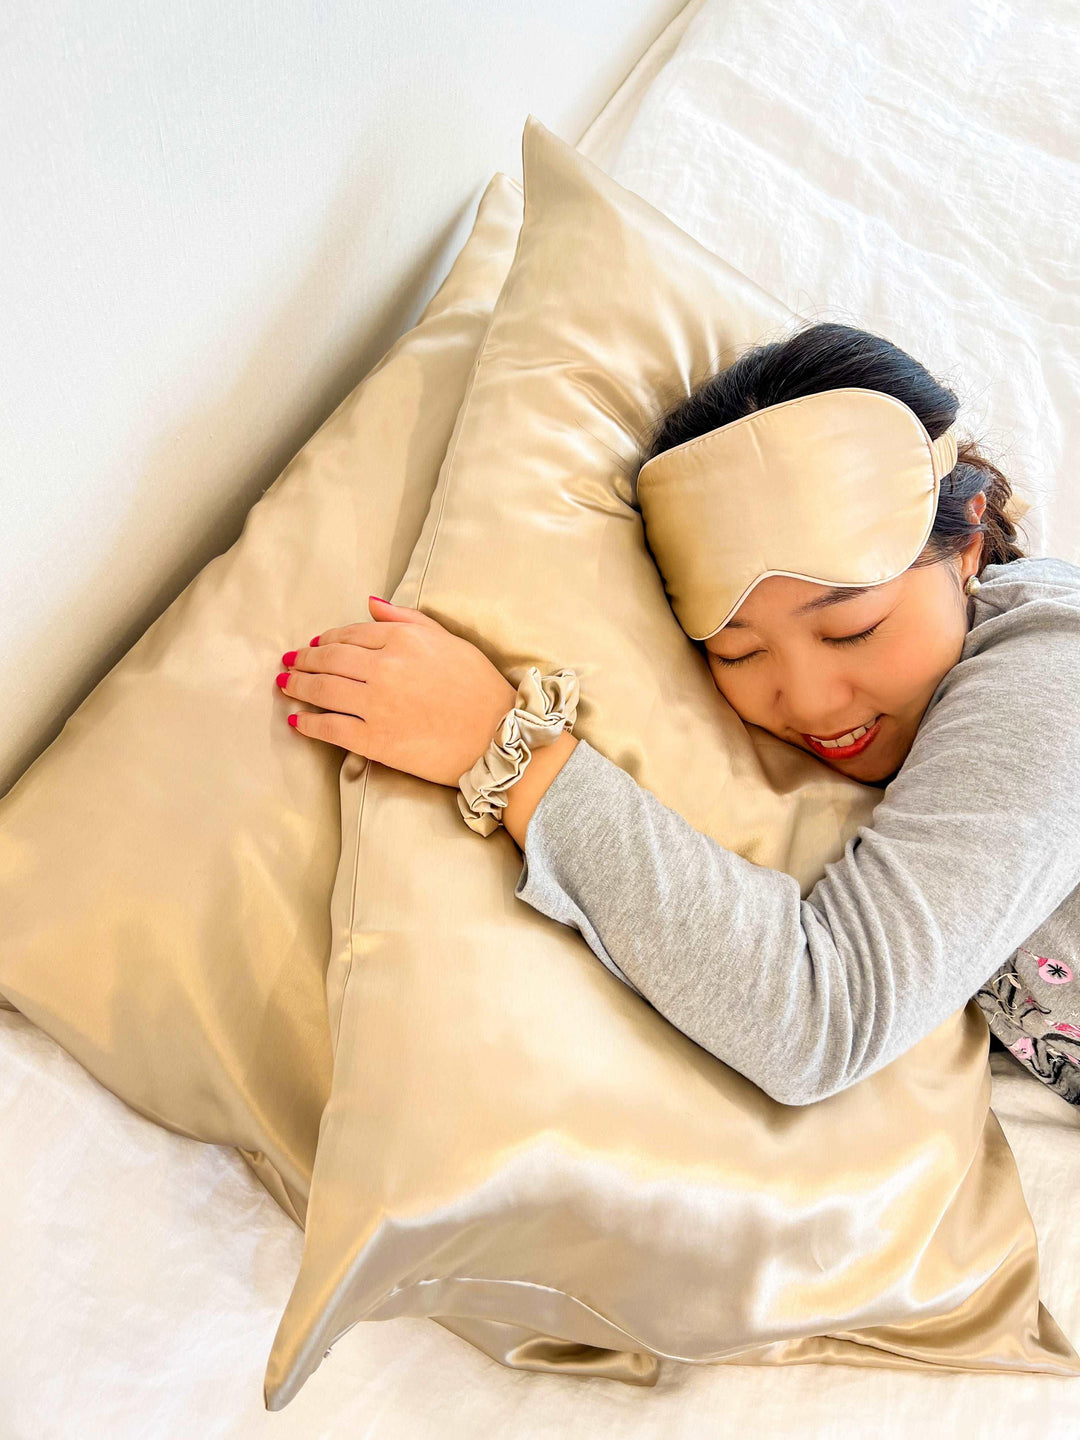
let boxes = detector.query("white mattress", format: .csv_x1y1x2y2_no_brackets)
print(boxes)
4,1,1078,1435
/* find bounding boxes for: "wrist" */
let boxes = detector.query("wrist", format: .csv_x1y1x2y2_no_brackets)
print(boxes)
501,729,579,850
456,666,580,839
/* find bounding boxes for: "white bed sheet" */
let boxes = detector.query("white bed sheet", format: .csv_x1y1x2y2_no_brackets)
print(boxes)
3,1,1079,1435
3,1011,1079,1439
608,0,1080,566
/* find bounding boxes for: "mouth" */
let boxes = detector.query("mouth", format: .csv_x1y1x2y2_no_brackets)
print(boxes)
802,715,884,759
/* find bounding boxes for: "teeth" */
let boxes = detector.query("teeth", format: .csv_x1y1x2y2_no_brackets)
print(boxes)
810,719,876,748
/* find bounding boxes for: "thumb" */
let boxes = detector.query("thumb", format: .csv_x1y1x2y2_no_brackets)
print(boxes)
368,595,432,624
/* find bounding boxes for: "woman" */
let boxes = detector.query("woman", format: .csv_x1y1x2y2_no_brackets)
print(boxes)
276,321,1080,1107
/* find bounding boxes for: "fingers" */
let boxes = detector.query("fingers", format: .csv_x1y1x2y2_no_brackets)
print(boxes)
285,639,377,682
310,620,391,649
277,666,368,718
315,599,437,648
288,707,369,754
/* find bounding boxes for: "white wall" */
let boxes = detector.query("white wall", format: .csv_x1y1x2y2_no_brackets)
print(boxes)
0,0,688,795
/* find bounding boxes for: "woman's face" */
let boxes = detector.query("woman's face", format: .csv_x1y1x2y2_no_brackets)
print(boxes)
703,518,985,786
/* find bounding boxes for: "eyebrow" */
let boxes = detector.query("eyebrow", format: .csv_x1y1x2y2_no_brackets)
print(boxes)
721,585,877,630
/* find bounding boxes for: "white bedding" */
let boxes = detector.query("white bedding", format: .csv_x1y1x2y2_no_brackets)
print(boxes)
3,1,1078,1435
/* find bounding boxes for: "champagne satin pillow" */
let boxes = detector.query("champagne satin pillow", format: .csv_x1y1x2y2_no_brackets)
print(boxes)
0,172,525,1227
263,117,1079,1407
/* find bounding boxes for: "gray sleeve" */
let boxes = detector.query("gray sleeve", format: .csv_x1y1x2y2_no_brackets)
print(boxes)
514,593,1080,1106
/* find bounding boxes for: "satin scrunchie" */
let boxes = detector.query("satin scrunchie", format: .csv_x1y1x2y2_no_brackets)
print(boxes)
457,667,580,836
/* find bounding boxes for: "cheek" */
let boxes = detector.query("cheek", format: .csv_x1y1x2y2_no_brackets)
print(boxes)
706,664,740,711
874,633,954,709
707,666,766,720
865,647,916,703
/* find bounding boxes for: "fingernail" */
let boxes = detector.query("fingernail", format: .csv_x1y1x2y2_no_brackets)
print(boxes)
310,635,320,646
281,650,298,667
370,595,389,604
287,714,299,727
275,672,289,689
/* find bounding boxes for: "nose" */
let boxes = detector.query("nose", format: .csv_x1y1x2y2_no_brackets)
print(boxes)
780,654,865,738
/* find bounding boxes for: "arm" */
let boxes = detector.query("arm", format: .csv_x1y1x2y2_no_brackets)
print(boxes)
501,729,580,849
508,582,1080,1105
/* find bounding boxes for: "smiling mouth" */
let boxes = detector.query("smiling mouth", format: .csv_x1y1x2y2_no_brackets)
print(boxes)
802,715,883,756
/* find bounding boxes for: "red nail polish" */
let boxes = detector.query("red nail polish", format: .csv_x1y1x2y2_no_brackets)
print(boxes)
275,672,289,689
287,714,299,727
310,635,320,646
282,650,298,667
370,595,389,604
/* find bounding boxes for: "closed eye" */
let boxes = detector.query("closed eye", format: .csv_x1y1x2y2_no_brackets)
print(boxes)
711,622,883,668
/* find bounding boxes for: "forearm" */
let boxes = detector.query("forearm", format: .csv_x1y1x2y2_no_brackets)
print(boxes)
512,738,822,1098
512,720,1080,1106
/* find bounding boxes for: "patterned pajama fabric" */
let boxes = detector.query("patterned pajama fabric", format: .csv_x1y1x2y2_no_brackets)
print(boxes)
977,914,1080,1105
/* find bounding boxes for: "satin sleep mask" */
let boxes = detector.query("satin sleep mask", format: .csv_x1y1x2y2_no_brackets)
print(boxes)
635,387,959,642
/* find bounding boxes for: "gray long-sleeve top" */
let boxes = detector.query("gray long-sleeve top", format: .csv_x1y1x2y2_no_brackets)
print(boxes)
513,556,1080,1107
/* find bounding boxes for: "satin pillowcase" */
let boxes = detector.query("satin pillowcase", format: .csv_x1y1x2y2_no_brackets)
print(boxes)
262,116,1080,1407
0,172,526,1228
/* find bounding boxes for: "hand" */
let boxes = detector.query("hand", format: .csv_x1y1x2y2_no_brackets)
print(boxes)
277,597,519,787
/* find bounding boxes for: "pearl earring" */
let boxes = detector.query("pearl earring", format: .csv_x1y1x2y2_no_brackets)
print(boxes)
965,574,982,597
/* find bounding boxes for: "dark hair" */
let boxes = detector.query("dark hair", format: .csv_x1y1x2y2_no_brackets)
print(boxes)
639,321,1027,597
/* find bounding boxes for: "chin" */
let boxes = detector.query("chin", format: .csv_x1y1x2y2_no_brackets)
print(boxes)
852,762,900,786
797,739,891,784
842,750,904,786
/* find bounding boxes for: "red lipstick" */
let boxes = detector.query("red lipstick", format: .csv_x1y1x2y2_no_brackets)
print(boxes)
802,715,883,759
